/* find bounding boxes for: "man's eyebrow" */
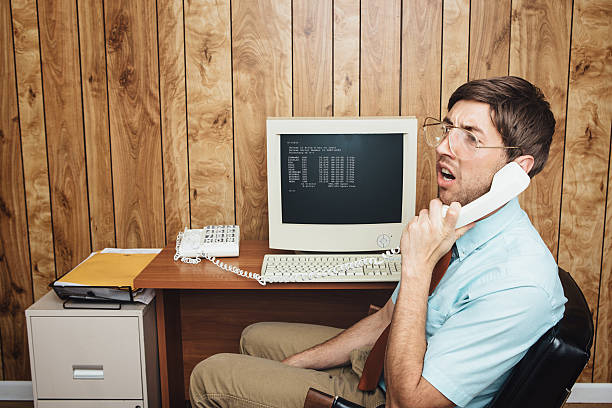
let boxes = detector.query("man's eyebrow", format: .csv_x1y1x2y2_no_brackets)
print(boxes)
462,123,484,135
444,117,484,136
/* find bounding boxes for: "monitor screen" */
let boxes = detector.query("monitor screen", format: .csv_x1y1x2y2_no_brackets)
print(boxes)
267,117,417,252
280,133,403,224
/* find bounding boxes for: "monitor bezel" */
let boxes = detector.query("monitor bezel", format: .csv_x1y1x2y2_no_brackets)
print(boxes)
266,116,417,252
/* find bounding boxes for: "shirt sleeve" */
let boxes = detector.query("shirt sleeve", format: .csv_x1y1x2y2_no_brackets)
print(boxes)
391,282,400,304
421,285,554,407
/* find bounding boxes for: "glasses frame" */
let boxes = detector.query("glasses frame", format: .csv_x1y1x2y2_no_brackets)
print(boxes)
422,117,522,159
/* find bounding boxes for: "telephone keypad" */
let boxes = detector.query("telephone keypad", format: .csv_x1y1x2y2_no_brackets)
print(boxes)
177,225,240,258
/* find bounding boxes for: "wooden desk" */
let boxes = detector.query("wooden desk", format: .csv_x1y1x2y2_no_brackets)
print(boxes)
135,241,396,408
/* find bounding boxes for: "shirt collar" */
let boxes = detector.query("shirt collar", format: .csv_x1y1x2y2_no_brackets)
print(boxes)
453,197,522,261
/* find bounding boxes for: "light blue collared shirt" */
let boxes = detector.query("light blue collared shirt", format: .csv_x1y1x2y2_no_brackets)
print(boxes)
382,198,566,407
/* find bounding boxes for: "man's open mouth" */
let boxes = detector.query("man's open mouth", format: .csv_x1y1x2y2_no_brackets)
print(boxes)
441,167,456,180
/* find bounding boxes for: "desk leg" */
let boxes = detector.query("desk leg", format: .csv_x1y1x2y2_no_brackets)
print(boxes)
156,289,184,408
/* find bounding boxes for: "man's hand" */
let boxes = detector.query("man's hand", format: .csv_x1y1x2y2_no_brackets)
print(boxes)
400,199,473,273
282,352,311,369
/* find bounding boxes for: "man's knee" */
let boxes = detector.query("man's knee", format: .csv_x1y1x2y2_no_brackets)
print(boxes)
190,353,232,397
240,322,343,360
190,352,311,408
240,322,272,355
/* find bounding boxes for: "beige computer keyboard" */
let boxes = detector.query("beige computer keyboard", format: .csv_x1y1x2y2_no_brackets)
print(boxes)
260,253,401,283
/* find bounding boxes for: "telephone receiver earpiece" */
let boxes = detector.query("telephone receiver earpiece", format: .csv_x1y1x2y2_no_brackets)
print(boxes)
442,162,530,228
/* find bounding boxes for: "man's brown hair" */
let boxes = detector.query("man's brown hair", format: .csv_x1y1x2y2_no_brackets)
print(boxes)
448,76,555,177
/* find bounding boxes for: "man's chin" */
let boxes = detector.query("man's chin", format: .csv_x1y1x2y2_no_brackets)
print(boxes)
438,187,454,205
438,190,468,207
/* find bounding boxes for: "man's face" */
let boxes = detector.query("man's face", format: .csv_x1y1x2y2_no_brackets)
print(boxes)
436,100,508,206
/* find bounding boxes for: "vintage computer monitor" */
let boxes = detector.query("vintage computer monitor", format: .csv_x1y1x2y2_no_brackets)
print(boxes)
266,117,417,252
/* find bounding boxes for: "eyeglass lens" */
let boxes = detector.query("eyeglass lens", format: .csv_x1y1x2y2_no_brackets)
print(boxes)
425,121,478,159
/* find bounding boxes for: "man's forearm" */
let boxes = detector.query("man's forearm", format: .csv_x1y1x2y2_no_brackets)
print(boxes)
385,261,431,406
382,200,466,408
284,303,392,370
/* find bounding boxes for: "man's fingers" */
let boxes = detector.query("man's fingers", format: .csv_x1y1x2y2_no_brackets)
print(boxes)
444,201,462,228
405,215,419,231
429,199,443,226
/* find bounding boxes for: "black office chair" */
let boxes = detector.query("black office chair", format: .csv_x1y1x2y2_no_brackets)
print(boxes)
304,267,594,408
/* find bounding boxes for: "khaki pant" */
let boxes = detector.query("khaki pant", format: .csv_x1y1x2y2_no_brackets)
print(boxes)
189,322,386,408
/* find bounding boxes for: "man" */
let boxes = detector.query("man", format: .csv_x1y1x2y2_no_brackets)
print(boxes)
190,76,566,408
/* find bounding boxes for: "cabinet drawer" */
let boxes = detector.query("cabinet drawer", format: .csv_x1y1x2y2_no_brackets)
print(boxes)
37,400,144,408
31,316,143,399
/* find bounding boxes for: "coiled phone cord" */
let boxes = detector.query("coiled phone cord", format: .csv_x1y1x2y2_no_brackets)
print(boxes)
174,232,267,285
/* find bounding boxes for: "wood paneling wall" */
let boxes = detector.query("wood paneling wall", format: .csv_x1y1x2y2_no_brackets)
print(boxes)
1,0,31,380
1,0,610,383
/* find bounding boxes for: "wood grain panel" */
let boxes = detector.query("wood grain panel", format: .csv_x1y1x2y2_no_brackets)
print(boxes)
232,0,292,239
401,0,442,214
333,0,359,116
77,0,116,251
157,0,189,240
181,289,394,398
468,0,510,80
360,0,401,116
11,0,55,299
3,0,612,386
0,0,32,381
510,0,571,263
568,0,612,383
293,0,332,116
38,0,91,275
104,0,165,248
559,0,611,380
440,0,469,118
185,0,235,229
600,124,612,382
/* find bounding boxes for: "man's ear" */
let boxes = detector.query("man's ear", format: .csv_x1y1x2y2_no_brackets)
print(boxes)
513,155,534,175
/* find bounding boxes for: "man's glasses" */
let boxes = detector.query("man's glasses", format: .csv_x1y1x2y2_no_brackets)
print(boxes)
422,117,521,160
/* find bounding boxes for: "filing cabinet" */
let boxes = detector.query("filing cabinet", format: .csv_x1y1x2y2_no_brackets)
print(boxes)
26,291,160,408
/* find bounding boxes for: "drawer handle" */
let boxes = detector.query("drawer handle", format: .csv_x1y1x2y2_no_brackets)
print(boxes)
72,365,104,380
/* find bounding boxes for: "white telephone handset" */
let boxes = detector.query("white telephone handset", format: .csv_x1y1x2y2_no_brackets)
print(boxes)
442,161,530,228
175,162,530,285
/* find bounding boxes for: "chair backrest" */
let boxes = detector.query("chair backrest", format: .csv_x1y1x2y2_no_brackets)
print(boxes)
487,267,594,408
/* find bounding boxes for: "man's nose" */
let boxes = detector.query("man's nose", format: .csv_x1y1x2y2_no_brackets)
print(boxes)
435,133,454,158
